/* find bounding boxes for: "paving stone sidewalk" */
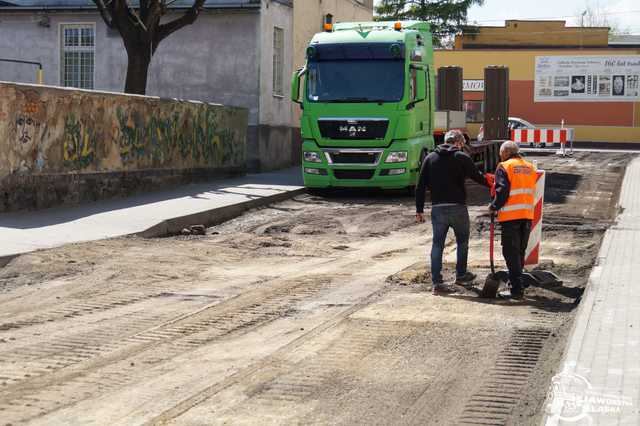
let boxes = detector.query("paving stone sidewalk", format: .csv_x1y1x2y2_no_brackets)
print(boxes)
544,157,640,425
0,168,303,261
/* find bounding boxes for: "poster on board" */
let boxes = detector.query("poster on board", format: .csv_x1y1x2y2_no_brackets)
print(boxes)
535,56,640,102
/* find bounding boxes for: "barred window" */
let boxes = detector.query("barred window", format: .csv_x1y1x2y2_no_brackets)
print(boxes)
61,24,95,89
272,26,284,97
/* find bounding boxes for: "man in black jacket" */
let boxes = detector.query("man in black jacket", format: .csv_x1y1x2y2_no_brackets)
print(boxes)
416,130,490,294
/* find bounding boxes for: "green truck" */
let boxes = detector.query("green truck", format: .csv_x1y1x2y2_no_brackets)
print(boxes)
291,20,434,189
291,20,501,190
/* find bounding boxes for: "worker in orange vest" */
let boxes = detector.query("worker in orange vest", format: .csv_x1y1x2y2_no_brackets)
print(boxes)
489,141,537,299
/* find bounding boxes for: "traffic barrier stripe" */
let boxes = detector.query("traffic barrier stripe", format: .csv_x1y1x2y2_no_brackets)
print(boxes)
525,170,545,265
510,128,574,147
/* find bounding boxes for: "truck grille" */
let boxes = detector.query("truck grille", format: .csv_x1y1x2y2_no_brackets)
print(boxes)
318,119,389,140
325,150,382,165
333,169,376,180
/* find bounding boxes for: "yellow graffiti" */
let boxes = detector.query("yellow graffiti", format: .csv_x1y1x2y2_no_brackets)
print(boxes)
63,115,95,167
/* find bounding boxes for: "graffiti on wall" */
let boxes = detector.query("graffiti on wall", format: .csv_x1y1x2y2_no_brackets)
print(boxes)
0,82,248,178
115,106,242,166
16,115,41,145
63,114,96,168
7,98,49,173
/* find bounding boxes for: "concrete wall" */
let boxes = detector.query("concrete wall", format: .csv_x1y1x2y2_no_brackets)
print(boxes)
0,81,248,211
249,0,294,171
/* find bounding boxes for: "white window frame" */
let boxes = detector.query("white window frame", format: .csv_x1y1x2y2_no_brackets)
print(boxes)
272,26,284,98
59,23,96,90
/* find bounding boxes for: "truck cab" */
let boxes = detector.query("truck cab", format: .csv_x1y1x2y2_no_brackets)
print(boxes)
291,21,435,189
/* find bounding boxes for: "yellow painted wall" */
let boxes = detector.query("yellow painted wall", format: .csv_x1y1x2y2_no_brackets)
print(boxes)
292,0,373,126
456,21,609,48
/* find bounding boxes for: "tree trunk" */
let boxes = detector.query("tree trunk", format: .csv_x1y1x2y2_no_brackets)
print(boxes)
124,47,151,95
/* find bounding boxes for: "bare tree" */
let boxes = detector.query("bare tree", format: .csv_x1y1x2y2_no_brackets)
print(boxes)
578,2,630,35
94,0,206,94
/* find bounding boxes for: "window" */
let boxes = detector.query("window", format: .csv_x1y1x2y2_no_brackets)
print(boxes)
464,100,484,123
272,26,284,97
306,60,404,103
410,68,417,100
61,24,95,89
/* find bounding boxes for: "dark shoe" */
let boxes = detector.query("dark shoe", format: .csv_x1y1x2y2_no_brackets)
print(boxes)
511,290,525,300
432,284,458,295
455,272,476,286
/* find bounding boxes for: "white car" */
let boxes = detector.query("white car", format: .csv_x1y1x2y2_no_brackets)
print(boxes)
508,117,535,130
477,117,535,142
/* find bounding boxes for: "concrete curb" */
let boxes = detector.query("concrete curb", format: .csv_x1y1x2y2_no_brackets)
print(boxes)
0,254,18,268
539,161,632,425
137,187,307,238
0,187,306,268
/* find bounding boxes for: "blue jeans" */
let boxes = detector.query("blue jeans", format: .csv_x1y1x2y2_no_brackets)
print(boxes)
430,204,470,284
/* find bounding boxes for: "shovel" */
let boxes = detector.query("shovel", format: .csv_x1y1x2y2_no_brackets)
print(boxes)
480,213,503,298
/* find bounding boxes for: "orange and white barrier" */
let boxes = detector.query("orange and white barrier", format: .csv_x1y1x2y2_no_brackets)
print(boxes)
510,128,574,148
525,170,545,266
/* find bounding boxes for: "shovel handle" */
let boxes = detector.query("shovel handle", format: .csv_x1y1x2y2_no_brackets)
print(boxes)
490,213,496,275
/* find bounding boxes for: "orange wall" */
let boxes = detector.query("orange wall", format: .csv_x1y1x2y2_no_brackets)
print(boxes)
508,81,634,127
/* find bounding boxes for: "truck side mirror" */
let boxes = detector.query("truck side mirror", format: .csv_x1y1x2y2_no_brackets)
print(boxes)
291,67,306,107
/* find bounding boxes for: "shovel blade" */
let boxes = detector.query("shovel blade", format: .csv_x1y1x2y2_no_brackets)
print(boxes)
481,275,501,298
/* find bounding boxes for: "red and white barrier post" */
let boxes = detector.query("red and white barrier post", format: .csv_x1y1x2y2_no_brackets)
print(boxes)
510,128,574,157
525,170,545,266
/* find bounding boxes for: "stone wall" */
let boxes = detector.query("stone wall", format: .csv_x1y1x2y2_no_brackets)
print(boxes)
0,82,248,212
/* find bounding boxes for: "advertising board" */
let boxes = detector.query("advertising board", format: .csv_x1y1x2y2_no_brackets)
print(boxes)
535,56,640,102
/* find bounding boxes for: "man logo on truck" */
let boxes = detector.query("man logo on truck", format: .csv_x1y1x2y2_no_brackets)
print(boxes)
339,125,367,137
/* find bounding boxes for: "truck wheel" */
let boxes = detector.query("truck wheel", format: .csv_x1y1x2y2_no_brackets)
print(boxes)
307,188,327,197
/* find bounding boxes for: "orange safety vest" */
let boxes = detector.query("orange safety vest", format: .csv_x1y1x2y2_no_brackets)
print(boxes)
497,157,537,223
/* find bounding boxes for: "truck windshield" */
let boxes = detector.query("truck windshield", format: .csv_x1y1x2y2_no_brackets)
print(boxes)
307,60,404,103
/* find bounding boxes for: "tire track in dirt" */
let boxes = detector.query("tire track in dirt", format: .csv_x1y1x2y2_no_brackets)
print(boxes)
0,274,344,424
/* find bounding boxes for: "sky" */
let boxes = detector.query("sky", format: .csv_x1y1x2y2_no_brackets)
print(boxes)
374,0,640,34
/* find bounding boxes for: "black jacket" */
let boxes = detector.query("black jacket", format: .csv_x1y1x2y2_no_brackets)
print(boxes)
415,144,489,213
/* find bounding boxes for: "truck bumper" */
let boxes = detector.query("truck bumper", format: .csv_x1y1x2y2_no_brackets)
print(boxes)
301,140,419,189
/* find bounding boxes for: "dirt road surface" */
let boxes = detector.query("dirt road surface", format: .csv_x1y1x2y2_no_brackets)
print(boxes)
0,152,632,425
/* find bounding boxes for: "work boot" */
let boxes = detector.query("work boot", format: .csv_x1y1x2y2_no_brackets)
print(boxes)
432,284,458,295
455,272,476,287
508,281,525,300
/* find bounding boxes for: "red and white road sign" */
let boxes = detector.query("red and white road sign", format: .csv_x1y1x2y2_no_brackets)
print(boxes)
525,170,545,265
511,128,574,147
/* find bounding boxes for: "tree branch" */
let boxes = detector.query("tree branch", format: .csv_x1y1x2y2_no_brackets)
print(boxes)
156,0,205,43
93,0,114,28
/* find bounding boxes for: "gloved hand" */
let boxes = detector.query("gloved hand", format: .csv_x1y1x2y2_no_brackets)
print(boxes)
485,173,496,197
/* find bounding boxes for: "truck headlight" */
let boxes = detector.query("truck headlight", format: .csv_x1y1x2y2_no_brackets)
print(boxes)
385,151,408,163
303,151,322,163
